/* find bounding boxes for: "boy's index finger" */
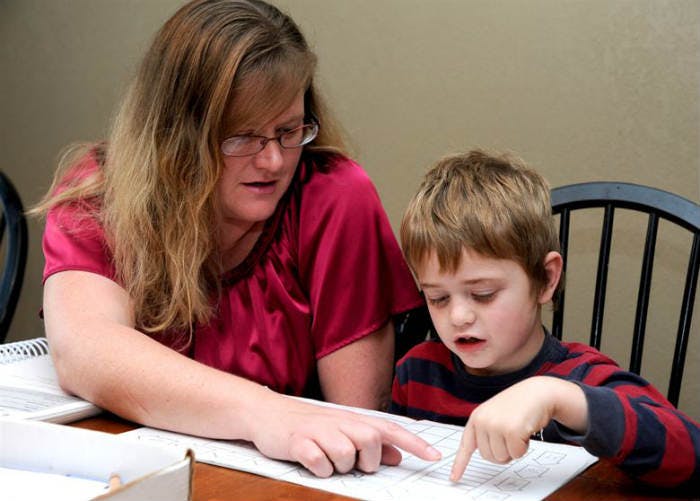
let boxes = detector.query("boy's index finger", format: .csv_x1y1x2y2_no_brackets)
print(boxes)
378,419,442,462
450,427,477,481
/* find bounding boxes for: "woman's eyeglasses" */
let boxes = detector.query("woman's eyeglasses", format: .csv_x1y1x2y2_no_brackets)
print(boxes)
221,122,319,157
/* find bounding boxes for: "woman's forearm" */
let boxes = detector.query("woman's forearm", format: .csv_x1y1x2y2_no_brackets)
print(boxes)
44,271,269,439
43,271,441,475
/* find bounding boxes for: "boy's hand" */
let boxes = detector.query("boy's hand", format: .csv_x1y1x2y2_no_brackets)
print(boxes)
450,376,587,481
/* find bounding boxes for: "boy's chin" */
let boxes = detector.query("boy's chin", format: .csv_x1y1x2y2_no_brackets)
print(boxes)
463,364,497,377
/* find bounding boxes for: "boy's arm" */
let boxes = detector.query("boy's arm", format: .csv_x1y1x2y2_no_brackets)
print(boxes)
451,365,700,488
450,376,587,480
551,364,700,488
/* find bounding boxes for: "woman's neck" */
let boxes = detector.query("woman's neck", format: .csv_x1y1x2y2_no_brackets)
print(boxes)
218,220,265,270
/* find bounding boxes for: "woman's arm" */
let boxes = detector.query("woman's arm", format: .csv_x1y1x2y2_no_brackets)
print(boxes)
317,321,395,410
44,270,440,477
45,270,266,437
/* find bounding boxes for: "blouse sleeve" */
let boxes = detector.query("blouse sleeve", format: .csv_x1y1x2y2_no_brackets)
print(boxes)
42,201,116,283
296,157,423,359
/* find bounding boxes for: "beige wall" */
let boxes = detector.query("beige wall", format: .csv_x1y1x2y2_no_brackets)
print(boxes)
1,0,698,418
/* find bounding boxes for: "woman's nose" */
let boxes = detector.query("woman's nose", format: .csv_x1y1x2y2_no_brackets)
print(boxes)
253,139,285,171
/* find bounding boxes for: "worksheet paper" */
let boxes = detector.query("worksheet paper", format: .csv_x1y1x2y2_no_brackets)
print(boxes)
121,401,598,501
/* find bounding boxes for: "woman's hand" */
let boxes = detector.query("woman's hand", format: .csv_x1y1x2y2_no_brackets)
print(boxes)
44,270,440,478
450,376,588,481
248,392,442,477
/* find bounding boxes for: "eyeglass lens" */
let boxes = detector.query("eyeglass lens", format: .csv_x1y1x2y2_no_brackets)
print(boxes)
221,123,318,157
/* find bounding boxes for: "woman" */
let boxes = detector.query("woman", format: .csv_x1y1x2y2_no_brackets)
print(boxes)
34,0,439,477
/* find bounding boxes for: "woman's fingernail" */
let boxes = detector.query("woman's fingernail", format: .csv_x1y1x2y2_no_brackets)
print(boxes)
427,446,441,459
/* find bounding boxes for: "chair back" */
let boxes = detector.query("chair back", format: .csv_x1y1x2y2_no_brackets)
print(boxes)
0,171,28,343
550,181,700,406
394,306,436,363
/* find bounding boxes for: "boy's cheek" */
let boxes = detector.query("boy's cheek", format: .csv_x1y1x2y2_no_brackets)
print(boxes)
426,308,448,339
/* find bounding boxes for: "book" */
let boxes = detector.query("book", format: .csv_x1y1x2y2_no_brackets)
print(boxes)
1,417,193,501
122,397,599,501
0,337,101,423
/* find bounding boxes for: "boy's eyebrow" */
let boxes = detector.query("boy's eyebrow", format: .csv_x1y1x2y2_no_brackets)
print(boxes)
419,281,446,288
420,277,498,288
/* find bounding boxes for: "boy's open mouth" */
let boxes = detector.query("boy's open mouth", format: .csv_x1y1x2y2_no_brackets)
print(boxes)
455,336,484,346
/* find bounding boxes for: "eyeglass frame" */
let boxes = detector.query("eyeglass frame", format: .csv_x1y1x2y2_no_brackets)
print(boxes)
220,120,320,157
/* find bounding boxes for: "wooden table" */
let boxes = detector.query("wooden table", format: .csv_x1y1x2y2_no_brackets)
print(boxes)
74,415,698,501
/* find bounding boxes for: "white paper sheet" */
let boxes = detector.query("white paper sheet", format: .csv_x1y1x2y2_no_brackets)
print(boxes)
121,400,597,501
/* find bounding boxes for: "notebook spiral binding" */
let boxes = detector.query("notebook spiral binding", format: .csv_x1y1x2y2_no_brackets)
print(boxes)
0,337,50,364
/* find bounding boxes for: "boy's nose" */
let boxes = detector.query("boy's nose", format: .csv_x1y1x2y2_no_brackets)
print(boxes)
450,301,476,327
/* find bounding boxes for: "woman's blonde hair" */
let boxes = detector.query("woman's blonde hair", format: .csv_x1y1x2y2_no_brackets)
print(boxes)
32,0,345,343
400,149,561,297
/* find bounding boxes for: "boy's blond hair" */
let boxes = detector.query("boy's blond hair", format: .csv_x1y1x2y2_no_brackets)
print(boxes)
400,149,561,297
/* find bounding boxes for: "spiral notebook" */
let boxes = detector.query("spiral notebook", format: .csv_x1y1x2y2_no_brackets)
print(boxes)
0,337,101,423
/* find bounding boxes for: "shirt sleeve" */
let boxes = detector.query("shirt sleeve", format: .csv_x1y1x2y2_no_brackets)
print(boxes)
42,200,116,283
548,345,700,488
297,157,423,359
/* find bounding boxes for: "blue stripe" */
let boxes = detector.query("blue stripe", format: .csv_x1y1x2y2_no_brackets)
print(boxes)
396,356,508,404
620,395,667,477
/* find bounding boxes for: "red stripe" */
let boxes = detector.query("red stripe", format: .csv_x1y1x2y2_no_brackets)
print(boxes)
612,382,667,402
391,377,405,405
541,343,617,378
638,409,695,487
398,341,454,367
403,380,476,418
615,394,638,460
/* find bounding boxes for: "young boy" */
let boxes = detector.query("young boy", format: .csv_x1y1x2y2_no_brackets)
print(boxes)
391,149,700,488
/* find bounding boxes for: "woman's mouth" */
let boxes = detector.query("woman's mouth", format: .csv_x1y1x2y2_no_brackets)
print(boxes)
243,180,276,194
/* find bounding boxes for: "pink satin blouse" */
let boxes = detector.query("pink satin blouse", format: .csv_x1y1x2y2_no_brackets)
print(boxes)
42,154,423,396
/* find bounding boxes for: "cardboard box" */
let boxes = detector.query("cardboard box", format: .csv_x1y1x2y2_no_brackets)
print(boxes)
0,418,193,500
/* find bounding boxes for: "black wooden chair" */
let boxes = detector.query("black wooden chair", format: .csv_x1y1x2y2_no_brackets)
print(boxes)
394,305,436,363
0,171,28,343
550,181,700,407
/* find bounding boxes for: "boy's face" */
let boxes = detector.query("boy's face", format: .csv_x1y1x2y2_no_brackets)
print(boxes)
418,248,550,376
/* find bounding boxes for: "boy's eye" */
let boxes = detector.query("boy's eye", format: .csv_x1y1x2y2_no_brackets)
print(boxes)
472,292,496,303
427,296,449,307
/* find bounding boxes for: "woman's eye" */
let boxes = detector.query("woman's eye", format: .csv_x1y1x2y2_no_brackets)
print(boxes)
232,136,255,145
277,123,302,135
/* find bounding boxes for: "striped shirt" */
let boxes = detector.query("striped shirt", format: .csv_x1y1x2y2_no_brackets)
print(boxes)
390,334,700,488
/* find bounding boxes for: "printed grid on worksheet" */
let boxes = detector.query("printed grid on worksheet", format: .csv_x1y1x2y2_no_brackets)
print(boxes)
124,418,596,501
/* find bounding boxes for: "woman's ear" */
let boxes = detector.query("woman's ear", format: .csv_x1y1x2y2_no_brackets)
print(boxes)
538,251,563,305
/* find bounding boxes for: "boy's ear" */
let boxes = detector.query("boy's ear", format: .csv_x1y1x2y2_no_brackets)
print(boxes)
538,251,563,305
